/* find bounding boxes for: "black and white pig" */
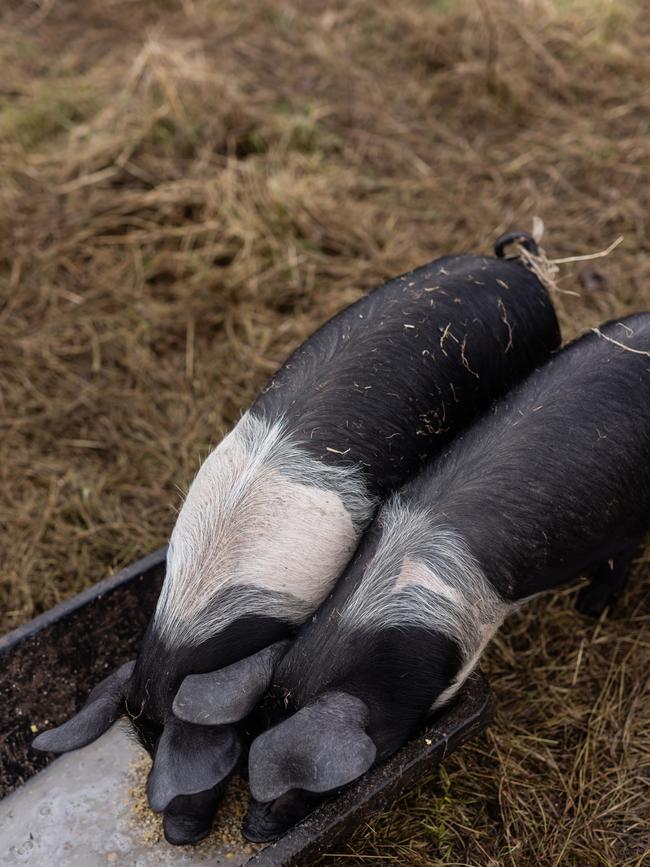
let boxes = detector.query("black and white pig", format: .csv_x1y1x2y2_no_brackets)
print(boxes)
33,234,560,845
225,312,649,841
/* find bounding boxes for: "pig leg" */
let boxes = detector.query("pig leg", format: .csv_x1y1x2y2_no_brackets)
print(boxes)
576,540,644,618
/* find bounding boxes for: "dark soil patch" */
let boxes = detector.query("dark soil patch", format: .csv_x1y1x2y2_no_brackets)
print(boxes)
0,554,164,796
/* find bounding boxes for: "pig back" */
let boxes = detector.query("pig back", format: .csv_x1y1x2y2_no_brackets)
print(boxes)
254,254,561,496
403,311,650,599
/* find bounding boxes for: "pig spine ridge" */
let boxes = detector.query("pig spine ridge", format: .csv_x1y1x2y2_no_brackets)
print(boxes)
154,411,375,648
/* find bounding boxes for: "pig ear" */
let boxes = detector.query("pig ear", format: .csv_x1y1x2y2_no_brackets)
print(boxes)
248,691,376,802
146,717,241,812
32,660,135,754
172,640,290,726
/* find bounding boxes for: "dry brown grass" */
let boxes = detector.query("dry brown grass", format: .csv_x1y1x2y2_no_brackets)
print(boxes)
1,0,649,863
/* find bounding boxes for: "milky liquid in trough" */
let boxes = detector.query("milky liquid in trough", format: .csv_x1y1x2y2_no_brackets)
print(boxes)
0,724,254,867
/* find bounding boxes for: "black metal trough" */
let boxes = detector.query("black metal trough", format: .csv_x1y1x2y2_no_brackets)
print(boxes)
0,550,493,865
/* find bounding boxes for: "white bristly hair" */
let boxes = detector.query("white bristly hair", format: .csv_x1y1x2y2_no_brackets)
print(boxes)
154,411,376,648
339,496,511,710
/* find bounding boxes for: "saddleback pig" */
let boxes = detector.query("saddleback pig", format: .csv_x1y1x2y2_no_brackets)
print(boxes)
236,312,650,841
34,233,560,844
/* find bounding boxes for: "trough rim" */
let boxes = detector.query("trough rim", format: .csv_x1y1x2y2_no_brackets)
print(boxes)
0,547,167,655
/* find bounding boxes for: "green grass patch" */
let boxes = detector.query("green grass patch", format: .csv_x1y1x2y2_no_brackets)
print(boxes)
0,85,101,150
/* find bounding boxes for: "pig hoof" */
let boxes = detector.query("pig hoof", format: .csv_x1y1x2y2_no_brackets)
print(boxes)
575,585,616,618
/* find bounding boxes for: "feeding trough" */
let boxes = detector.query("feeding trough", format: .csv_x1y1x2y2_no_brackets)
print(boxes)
0,551,493,866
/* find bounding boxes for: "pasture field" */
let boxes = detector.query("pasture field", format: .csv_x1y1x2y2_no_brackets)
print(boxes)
1,1,648,863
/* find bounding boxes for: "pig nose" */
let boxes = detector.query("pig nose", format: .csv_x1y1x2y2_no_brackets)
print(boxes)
163,810,212,846
242,800,285,843
161,783,227,846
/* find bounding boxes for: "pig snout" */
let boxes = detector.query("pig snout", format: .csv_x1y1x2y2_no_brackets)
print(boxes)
161,783,227,846
243,791,323,843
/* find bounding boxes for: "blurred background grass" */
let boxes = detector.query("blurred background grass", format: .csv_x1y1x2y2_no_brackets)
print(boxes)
1,0,648,863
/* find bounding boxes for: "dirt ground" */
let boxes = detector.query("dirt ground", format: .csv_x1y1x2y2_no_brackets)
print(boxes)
1,0,648,864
